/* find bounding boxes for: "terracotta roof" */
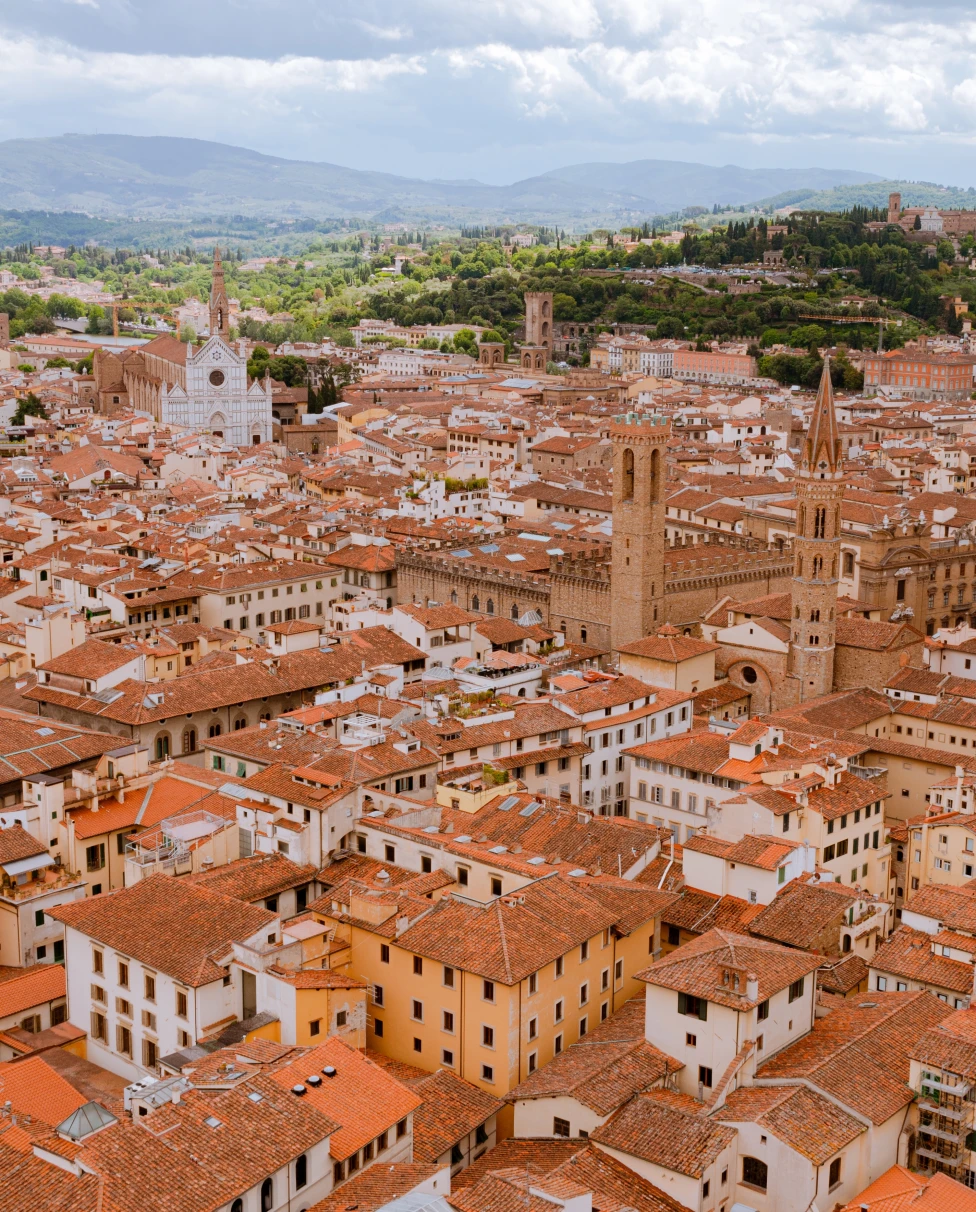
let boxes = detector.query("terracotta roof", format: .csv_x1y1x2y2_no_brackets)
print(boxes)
185,853,318,903
757,990,951,1124
638,928,822,1009
717,1082,864,1164
748,879,864,950
872,926,973,994
48,873,276,988
505,995,681,1115
0,965,65,1021
411,1068,504,1162
838,1166,976,1212
267,1036,420,1162
0,1055,87,1127
305,1163,443,1212
590,1088,735,1176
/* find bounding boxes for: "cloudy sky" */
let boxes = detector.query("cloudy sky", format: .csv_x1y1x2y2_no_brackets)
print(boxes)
1,0,974,184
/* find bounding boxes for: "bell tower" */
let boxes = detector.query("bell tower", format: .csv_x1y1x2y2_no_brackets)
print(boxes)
610,411,669,653
789,359,844,702
209,246,230,340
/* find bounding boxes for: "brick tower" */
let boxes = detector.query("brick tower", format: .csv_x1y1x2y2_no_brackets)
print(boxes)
524,292,553,352
888,192,902,226
610,411,669,653
788,359,844,702
209,246,230,340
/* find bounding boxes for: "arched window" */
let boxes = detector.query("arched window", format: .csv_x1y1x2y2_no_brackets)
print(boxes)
621,448,634,501
843,551,855,576
581,627,587,642
296,1153,307,1189
261,1179,273,1212
649,447,661,503
742,1157,768,1192
450,590,458,604
842,934,852,953
511,603,519,620
810,609,820,622
472,595,480,611
154,734,170,761
486,598,495,616
232,1202,243,1212
209,722,222,738
234,716,247,731
182,728,197,755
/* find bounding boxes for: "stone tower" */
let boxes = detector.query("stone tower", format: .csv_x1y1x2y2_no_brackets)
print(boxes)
524,292,553,352
788,359,844,702
209,246,230,340
610,411,669,653
888,192,902,226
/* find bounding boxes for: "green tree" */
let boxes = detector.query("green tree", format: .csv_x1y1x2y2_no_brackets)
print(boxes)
12,393,46,425
552,292,577,321
655,316,684,339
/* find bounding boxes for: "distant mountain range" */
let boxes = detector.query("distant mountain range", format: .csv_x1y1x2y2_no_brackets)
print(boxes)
0,134,886,225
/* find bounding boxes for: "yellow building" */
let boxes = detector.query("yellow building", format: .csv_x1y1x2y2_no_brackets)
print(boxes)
308,872,674,1133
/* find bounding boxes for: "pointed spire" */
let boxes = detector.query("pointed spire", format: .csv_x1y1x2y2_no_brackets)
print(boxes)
209,246,229,340
803,356,840,475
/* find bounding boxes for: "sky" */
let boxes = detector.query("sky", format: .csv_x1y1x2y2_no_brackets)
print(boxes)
1,0,975,185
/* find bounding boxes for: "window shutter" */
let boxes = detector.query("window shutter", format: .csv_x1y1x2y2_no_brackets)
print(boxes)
699,999,708,1022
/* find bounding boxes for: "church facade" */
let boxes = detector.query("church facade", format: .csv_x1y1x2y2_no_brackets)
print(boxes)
91,249,272,446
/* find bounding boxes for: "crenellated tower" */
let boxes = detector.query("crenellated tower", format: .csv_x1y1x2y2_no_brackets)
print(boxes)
789,359,844,702
610,411,669,652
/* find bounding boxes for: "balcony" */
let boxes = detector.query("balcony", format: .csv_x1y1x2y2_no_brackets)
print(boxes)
921,1076,971,1097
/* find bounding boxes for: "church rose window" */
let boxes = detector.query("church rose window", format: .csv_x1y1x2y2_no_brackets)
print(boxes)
209,370,225,386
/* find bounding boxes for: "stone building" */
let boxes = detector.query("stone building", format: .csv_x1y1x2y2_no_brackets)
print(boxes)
91,249,273,445
610,412,668,651
524,292,553,353
787,359,846,703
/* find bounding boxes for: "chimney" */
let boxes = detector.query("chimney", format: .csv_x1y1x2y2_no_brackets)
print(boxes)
746,973,758,1001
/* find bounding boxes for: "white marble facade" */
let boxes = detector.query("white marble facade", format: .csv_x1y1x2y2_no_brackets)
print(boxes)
161,336,272,446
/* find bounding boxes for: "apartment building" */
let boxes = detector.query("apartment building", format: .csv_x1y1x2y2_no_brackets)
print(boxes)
551,675,694,817
310,873,673,1124
672,350,759,386
50,874,282,1080
863,347,976,402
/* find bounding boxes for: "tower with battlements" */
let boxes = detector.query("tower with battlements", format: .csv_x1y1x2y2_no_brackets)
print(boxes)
788,359,844,702
610,411,669,652
524,292,553,353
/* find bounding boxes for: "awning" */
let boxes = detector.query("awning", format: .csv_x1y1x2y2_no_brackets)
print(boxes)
2,852,55,877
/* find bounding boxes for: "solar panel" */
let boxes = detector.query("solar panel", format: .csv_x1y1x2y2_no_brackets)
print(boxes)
497,795,519,812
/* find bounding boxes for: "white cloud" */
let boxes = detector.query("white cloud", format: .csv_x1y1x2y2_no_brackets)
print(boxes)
5,1,976,178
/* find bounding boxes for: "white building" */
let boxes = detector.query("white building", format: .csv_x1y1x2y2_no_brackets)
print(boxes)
161,251,272,446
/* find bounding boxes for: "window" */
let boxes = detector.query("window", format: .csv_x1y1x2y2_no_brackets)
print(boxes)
528,1016,538,1040
788,977,805,1002
261,1178,273,1212
579,1015,588,1037
555,999,564,1023
86,843,105,872
553,1116,571,1137
580,940,589,962
374,1019,384,1037
555,956,564,978
117,960,129,988
411,999,424,1022
443,1049,455,1067
742,1157,768,1192
554,1033,563,1054
490,876,502,896
444,965,455,988
381,944,390,963
443,1009,455,1033
698,1065,713,1087
686,1032,697,1046
457,865,469,886
413,955,423,975
90,1011,106,1042
703,1181,710,1200
116,1024,132,1057
828,1157,842,1190
483,979,495,1002
144,973,156,1001
413,1037,422,1052
757,998,769,1021
482,1025,494,1048
296,1154,307,1190
176,989,188,1018
310,1018,322,1036
678,992,707,1020
482,1064,494,1082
